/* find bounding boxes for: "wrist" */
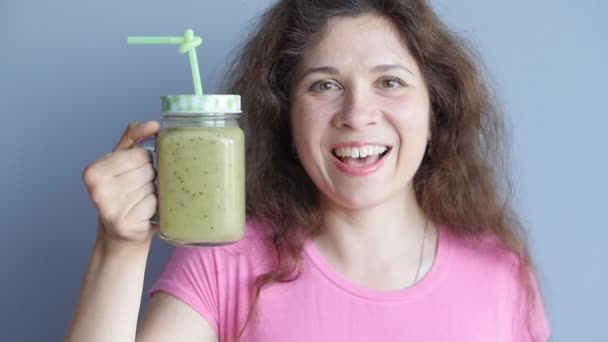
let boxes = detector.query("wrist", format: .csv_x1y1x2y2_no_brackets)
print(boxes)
94,220,153,259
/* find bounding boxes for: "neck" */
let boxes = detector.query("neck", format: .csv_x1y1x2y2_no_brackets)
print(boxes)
316,188,431,272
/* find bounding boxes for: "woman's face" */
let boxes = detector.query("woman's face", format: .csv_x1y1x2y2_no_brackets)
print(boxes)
290,14,431,209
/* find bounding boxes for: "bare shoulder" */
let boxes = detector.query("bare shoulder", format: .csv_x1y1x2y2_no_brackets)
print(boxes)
137,292,218,342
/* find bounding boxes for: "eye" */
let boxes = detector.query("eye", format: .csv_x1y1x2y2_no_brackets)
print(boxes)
309,80,341,92
379,77,406,89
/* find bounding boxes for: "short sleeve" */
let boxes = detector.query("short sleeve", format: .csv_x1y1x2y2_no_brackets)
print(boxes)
148,246,220,333
506,262,551,342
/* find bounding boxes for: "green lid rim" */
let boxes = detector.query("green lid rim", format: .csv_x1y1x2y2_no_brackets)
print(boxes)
160,94,241,114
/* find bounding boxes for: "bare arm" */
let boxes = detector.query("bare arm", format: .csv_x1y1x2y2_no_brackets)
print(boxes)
65,232,218,342
65,234,151,342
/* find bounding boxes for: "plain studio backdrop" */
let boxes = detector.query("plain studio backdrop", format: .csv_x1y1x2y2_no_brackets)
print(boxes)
1,0,606,341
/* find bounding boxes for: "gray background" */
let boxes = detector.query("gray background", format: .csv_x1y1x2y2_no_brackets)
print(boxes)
1,0,605,341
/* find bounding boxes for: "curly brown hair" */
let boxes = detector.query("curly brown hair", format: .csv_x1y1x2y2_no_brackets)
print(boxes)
224,0,546,340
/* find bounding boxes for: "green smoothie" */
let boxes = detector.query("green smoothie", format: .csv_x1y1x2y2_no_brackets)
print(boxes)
157,126,245,245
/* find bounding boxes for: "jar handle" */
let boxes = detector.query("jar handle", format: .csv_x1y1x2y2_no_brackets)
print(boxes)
136,136,159,225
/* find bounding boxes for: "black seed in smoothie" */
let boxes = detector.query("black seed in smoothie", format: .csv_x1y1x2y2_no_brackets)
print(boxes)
210,226,214,230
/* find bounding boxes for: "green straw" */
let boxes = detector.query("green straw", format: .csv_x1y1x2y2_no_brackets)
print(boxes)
128,29,203,95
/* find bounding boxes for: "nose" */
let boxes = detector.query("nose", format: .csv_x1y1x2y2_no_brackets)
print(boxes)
331,86,380,130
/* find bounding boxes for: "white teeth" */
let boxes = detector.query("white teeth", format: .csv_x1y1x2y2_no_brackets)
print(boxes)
360,148,368,158
334,145,388,158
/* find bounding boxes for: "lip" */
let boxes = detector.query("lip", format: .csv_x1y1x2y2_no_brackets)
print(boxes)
331,141,391,149
330,144,392,177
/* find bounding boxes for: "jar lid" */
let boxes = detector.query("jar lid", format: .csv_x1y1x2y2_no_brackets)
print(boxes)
161,95,241,114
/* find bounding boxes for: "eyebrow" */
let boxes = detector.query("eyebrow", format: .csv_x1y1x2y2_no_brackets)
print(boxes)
298,64,416,81
370,64,416,77
299,66,339,80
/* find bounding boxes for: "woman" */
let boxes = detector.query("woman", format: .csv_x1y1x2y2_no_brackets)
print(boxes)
67,0,550,341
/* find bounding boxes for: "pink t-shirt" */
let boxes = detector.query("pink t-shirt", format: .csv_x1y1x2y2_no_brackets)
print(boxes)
149,219,550,341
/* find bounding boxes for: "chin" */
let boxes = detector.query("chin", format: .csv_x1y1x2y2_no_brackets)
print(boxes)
324,189,390,211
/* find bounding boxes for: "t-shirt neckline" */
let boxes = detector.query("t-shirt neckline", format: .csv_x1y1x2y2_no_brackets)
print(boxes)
303,223,453,302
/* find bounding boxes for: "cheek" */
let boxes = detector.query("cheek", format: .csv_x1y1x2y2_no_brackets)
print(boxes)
385,95,430,134
291,99,333,143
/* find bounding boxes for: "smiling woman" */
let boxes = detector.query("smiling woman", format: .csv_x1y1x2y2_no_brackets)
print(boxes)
66,1,550,342
290,14,431,209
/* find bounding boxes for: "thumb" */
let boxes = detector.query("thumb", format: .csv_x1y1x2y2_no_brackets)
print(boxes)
113,121,160,151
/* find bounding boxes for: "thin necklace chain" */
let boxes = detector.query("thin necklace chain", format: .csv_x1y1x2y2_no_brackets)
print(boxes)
412,219,429,286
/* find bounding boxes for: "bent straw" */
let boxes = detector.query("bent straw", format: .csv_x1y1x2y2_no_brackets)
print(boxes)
128,29,203,95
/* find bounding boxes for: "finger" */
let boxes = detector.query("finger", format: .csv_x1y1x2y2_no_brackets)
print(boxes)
113,121,160,152
128,191,158,224
115,163,156,197
93,148,152,179
123,182,156,217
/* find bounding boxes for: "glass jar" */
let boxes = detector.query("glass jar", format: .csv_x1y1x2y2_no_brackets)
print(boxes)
152,95,245,246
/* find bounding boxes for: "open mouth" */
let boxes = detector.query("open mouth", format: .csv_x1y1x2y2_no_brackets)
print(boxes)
331,145,392,167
